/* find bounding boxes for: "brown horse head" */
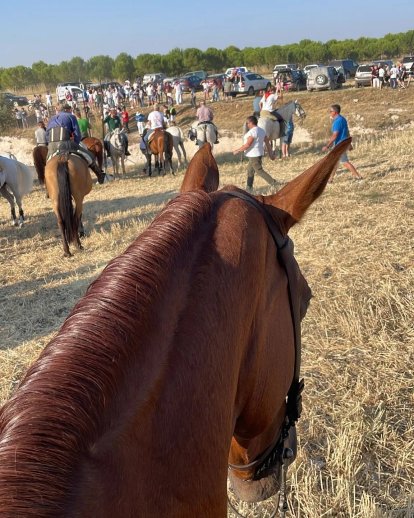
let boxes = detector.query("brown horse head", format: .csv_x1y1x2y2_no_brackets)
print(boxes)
180,143,219,193
0,139,350,516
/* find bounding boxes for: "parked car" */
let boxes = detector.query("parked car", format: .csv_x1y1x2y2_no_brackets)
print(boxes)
307,66,344,91
176,75,203,92
272,64,297,76
225,67,249,77
56,85,85,102
183,70,208,80
303,64,324,76
143,73,166,85
204,73,226,90
328,59,359,78
0,92,29,106
401,56,414,71
355,64,373,87
372,60,393,69
234,73,272,95
273,68,307,91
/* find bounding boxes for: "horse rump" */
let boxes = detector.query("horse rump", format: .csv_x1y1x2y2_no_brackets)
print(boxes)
56,156,78,244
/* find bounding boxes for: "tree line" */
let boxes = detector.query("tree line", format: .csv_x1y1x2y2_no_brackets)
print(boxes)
1,30,413,90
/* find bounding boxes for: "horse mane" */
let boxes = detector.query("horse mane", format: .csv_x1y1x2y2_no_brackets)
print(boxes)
0,190,213,517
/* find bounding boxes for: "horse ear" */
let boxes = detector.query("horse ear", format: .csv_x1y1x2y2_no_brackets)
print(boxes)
180,143,219,193
263,138,352,231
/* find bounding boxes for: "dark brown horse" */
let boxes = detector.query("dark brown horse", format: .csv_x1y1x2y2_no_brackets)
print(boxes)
32,145,48,185
145,128,174,176
0,139,351,517
44,153,92,257
82,136,104,171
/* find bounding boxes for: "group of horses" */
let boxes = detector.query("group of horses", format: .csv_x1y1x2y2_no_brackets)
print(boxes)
1,100,306,258
0,136,351,517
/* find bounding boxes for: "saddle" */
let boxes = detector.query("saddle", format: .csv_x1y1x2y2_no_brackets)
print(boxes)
48,141,92,166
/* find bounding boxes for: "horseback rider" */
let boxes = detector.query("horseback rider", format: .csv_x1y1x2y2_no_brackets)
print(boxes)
103,108,131,156
196,101,219,144
142,103,166,153
259,86,278,120
46,104,103,180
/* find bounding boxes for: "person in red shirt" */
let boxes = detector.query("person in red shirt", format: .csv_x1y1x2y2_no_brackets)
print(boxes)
121,106,130,133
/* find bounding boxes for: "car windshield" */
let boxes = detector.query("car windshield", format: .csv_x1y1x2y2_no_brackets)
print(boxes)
358,66,372,72
402,57,414,63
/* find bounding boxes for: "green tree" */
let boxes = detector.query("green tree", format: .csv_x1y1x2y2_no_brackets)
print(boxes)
113,53,135,81
87,55,114,81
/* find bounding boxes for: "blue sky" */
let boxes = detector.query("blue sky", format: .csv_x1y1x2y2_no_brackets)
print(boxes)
1,0,413,67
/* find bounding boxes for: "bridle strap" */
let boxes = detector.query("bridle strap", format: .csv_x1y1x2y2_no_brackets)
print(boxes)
225,190,304,479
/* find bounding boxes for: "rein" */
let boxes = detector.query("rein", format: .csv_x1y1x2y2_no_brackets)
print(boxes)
225,191,305,514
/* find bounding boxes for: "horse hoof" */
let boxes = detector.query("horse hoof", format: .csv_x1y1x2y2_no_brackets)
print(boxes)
78,244,84,251
64,252,73,258
79,231,85,238
12,220,18,227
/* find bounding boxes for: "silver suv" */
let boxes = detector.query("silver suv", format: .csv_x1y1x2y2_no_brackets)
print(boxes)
307,66,344,91
355,64,373,87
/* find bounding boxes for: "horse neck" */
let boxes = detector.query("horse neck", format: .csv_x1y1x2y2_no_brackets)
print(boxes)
276,101,294,119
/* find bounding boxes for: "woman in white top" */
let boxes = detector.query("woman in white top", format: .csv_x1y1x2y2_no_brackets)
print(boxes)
259,86,278,119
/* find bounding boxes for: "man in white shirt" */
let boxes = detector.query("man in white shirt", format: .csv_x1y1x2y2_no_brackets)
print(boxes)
233,115,277,191
174,82,183,105
389,65,398,89
143,103,166,151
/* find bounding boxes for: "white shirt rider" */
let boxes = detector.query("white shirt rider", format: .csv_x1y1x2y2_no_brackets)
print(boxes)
147,109,164,129
261,93,278,112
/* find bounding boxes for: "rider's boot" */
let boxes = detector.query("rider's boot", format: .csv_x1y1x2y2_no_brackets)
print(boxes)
89,161,105,184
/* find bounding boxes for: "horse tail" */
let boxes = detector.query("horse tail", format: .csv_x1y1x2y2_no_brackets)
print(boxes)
33,147,47,184
56,157,77,244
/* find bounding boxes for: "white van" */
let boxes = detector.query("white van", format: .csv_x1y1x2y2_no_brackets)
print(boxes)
56,85,84,102
225,67,249,76
142,73,166,85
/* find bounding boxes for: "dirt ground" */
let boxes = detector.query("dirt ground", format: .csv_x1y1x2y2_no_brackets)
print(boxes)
1,85,413,517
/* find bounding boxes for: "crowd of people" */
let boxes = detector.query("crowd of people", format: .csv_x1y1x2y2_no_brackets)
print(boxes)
370,62,412,89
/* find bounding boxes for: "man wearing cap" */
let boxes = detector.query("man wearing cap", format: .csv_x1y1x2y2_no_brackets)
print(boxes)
103,108,130,156
46,104,104,181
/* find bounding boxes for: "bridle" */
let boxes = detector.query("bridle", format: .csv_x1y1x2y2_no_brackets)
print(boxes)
225,190,306,516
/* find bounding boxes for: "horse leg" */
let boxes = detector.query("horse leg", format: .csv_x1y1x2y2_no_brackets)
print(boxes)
147,154,152,176
121,154,125,175
180,142,188,165
79,214,85,239
0,186,18,226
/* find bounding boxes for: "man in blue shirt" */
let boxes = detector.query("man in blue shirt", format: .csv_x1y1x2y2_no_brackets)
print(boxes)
46,104,104,182
322,104,362,182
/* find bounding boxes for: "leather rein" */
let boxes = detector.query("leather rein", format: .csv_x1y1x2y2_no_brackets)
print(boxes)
225,191,304,482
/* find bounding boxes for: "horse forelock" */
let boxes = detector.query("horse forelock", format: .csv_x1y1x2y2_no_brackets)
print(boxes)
0,190,213,516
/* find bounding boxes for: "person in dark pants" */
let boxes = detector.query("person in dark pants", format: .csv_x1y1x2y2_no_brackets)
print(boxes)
233,115,277,192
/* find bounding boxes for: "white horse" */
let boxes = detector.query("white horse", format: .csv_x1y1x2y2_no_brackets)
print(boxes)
108,128,126,176
189,121,218,151
166,124,187,169
257,100,306,151
0,155,34,226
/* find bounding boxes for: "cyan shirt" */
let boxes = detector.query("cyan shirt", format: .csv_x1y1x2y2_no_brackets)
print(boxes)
332,115,349,146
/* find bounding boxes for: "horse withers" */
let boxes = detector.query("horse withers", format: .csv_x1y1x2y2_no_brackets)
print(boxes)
0,155,33,226
0,139,351,516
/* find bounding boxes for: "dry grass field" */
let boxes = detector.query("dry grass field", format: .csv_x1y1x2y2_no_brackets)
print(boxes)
1,86,413,517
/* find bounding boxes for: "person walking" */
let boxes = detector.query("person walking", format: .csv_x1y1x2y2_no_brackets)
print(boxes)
322,104,362,182
233,115,277,192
